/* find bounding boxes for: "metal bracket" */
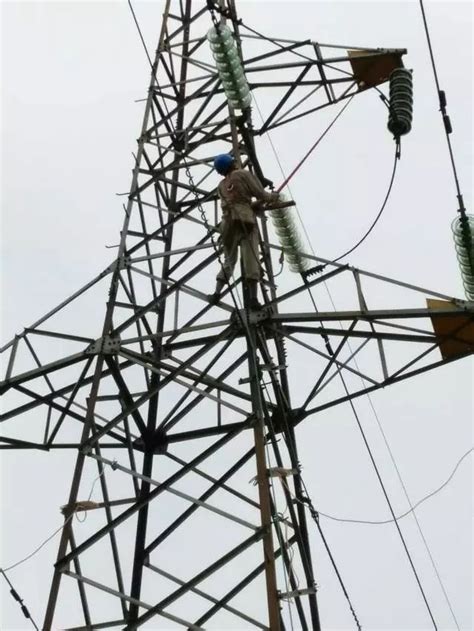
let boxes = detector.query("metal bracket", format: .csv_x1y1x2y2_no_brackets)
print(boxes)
85,335,121,355
238,376,252,385
248,308,271,324
105,256,130,273
268,467,298,479
260,363,286,372
279,586,317,600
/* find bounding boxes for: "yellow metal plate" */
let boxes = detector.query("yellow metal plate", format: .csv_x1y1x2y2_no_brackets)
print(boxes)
427,298,474,360
348,50,404,89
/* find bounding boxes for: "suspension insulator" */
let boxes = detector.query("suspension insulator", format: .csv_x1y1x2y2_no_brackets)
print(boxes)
387,68,413,138
452,214,474,300
207,25,252,110
270,197,310,273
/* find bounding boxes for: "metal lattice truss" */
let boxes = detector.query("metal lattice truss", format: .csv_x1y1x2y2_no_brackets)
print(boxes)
1,1,473,629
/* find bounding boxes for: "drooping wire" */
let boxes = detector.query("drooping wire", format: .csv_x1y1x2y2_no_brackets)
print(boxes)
349,375,462,630
328,139,400,265
254,92,400,274
316,447,472,526
302,139,400,276
1,468,108,573
0,466,110,629
1,518,74,575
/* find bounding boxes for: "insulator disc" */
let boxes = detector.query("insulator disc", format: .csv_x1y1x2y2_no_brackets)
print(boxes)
270,204,309,273
452,214,474,300
387,68,414,138
207,24,233,44
229,92,252,110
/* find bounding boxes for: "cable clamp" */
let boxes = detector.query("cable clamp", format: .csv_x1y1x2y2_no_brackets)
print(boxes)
279,586,317,600
85,335,121,355
60,500,99,516
260,363,286,373
268,467,298,479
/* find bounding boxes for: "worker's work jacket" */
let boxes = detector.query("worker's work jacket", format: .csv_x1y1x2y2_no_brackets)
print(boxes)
218,169,275,226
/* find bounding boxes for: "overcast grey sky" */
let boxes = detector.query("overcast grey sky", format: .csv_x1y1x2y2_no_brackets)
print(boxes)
1,1,473,630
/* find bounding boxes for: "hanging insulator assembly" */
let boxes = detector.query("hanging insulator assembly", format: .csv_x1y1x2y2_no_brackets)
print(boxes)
207,24,252,110
387,67,413,138
452,214,474,300
270,196,310,273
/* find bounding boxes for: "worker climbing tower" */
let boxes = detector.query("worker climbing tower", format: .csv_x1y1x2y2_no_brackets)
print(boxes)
1,1,473,629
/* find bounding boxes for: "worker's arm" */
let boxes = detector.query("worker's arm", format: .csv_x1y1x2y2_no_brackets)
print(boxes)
238,170,279,203
217,181,230,215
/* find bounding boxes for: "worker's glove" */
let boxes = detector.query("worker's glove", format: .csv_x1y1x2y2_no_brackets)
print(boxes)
251,200,264,214
269,192,280,203
262,192,280,208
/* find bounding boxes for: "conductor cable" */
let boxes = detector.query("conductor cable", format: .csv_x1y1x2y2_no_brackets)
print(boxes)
0,570,40,630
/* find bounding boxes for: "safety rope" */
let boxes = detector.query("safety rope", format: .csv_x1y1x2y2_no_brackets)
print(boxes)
276,96,355,194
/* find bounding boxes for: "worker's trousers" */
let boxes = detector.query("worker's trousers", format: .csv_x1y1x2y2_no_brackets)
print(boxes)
216,218,260,282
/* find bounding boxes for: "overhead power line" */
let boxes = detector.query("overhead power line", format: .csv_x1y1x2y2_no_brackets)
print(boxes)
304,138,400,277
419,0,468,218
0,570,39,630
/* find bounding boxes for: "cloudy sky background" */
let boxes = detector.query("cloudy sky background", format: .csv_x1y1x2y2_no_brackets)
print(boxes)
1,1,472,629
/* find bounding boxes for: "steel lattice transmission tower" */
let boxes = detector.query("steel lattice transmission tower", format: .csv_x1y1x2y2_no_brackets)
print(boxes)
1,1,473,629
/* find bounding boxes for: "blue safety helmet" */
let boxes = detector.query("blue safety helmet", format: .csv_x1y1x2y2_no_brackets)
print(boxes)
214,154,235,175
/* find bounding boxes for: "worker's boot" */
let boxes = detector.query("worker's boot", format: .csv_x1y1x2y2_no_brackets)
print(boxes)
208,279,225,304
246,279,261,310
